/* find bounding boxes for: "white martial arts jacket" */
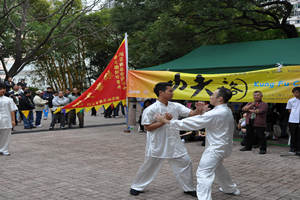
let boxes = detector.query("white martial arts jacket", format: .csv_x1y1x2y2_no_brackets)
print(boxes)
0,96,18,129
170,104,235,158
142,101,191,158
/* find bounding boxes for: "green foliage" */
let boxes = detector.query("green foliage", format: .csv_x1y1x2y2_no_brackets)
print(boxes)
110,0,292,69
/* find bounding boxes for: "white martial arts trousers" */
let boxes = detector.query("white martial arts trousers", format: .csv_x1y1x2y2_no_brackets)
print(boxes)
196,149,238,200
131,154,195,192
0,129,11,154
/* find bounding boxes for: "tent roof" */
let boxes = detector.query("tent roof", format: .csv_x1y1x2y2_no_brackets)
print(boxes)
142,37,300,74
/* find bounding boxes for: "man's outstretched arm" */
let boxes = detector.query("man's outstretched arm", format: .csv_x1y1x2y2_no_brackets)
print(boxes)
156,113,211,131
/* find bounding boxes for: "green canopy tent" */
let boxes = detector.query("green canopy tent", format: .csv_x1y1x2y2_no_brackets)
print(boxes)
142,37,300,74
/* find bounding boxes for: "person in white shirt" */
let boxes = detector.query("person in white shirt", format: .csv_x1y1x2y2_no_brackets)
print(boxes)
130,82,203,197
286,87,300,155
156,87,240,200
0,83,18,156
33,90,48,127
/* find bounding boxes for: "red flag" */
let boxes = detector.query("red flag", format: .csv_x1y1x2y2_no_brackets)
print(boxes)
60,38,127,113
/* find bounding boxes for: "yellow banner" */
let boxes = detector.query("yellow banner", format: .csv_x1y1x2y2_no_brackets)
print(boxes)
127,66,300,103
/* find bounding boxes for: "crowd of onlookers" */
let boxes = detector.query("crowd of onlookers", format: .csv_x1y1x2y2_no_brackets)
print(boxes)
236,88,300,156
2,77,86,130
2,76,127,131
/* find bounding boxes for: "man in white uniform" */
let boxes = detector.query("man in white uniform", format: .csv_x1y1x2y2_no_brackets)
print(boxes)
0,83,18,156
286,87,300,155
130,82,202,197
156,87,240,200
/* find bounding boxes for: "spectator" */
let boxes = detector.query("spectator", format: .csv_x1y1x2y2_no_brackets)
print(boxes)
4,76,15,94
91,107,97,116
138,99,153,133
68,88,84,128
64,88,71,97
19,89,35,129
8,85,22,125
240,91,268,154
16,84,24,94
49,91,69,130
265,103,278,140
113,102,125,118
286,87,300,156
17,79,27,89
275,103,289,138
33,90,48,127
0,83,18,156
238,113,247,146
64,88,71,124
43,87,54,120
104,105,113,118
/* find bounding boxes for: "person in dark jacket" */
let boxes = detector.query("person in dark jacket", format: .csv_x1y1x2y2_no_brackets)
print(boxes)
4,76,15,95
19,90,35,129
68,88,83,128
42,87,54,120
138,99,153,133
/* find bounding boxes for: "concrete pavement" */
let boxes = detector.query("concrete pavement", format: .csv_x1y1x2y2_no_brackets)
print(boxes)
1,114,300,200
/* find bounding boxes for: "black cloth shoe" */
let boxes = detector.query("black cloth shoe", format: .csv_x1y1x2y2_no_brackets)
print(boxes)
240,147,251,151
184,191,197,197
130,188,143,196
259,150,266,154
295,152,300,156
49,127,54,130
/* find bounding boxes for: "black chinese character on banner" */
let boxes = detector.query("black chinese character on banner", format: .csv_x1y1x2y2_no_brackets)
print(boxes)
222,78,248,100
191,75,213,97
168,73,187,91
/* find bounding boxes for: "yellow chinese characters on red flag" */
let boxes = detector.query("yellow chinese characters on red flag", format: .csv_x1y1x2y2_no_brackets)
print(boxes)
61,39,127,112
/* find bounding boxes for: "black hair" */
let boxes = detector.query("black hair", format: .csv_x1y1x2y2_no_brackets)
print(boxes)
153,82,172,97
24,89,31,95
143,99,153,108
0,82,5,89
292,87,300,93
217,87,232,103
253,90,263,95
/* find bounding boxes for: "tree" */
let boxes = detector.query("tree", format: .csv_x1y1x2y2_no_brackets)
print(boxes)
179,0,298,38
0,0,102,78
111,0,294,69
32,8,119,90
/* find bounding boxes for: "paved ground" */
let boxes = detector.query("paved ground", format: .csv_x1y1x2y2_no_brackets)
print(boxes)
1,114,300,200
